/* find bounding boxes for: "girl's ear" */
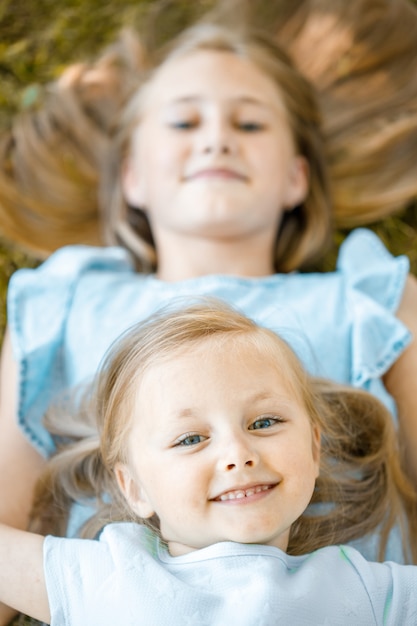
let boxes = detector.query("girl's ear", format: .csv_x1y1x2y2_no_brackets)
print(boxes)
114,462,155,519
283,156,309,210
122,158,147,209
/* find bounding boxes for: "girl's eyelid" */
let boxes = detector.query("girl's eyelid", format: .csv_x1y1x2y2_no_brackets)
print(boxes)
172,431,209,447
236,120,267,132
235,105,273,130
168,119,198,130
164,106,200,130
248,414,286,431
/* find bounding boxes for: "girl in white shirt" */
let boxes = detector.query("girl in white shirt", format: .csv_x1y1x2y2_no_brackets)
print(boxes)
1,299,417,625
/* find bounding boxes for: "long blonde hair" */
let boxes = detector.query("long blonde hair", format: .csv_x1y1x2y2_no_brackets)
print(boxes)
0,2,332,271
2,0,417,261
30,300,417,563
276,0,417,225
0,30,142,257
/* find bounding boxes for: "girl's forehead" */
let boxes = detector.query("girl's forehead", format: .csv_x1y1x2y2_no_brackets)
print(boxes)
141,49,287,112
141,332,304,391
130,334,311,429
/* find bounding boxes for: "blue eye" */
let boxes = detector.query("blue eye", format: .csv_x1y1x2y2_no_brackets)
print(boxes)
249,416,279,430
176,433,206,447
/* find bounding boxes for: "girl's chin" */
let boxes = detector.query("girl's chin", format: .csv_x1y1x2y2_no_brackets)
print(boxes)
167,530,290,556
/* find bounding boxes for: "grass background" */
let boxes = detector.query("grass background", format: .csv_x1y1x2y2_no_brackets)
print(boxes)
0,0,155,343
1,0,417,347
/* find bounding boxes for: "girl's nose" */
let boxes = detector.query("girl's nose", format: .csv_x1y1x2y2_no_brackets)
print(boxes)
200,114,237,155
220,437,259,472
225,458,255,471
204,142,231,155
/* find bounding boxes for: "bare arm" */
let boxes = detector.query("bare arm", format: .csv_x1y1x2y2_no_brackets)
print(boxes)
0,524,49,623
383,273,417,485
0,328,46,624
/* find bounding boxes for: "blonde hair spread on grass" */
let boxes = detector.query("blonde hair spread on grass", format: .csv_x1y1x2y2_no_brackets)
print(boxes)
3,0,417,268
277,0,417,226
30,299,417,563
0,4,331,272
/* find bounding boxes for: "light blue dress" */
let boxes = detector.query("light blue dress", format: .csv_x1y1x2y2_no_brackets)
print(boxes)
7,228,412,559
44,523,417,625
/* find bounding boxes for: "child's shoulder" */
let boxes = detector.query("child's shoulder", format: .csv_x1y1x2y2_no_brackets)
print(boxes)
335,228,410,312
39,244,135,276
8,244,136,300
338,228,407,271
45,530,417,625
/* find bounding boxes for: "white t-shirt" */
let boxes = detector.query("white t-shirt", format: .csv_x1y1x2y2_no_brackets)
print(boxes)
44,523,417,625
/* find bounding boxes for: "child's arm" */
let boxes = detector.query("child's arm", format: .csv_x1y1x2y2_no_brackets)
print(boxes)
0,523,50,623
0,330,46,527
384,273,417,485
0,329,48,624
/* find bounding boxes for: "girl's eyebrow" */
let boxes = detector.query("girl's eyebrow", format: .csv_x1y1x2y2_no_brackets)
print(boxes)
246,390,295,405
169,407,196,420
166,95,274,109
169,391,295,420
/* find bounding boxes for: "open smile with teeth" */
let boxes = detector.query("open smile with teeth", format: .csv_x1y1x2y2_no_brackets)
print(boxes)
215,484,274,502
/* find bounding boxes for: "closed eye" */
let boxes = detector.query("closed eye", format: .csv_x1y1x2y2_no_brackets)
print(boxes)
249,416,282,430
169,120,197,130
236,121,265,132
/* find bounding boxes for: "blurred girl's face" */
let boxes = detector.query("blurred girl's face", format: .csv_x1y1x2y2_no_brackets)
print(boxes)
123,50,308,250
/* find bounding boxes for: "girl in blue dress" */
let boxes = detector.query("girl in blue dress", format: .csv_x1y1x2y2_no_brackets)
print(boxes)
2,300,417,625
1,4,417,623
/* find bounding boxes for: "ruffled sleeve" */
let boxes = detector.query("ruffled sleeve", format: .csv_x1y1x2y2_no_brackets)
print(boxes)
336,228,411,411
337,228,409,313
7,245,134,457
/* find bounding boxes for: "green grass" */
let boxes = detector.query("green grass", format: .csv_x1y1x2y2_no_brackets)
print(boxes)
0,0,156,347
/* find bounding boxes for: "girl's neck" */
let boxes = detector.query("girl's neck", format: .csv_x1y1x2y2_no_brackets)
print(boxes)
154,233,276,282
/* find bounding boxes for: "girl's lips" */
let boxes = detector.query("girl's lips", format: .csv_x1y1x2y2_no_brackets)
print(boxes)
212,483,277,502
186,168,247,181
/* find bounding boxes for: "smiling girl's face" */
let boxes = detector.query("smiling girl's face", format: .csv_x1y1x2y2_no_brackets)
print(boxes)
122,50,308,258
115,334,320,556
